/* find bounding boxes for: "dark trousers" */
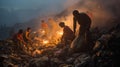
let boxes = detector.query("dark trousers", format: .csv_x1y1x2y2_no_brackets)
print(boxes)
79,26,91,41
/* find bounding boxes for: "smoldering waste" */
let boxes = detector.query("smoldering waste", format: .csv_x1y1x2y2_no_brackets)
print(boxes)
0,26,120,67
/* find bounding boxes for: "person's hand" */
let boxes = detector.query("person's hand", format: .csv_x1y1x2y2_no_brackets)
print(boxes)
74,31,76,34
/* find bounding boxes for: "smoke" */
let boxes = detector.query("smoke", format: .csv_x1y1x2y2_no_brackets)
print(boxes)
54,0,120,31
0,0,120,39
1,0,120,30
35,0,120,37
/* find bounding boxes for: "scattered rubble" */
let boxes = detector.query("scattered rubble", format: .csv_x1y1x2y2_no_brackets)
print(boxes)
0,26,120,67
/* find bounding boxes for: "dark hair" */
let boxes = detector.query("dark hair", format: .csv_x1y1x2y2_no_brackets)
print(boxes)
27,27,31,31
73,10,79,15
18,29,23,34
59,22,65,26
41,20,45,22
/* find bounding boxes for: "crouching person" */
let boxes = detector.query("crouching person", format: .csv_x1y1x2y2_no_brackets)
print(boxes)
12,29,27,53
59,22,75,47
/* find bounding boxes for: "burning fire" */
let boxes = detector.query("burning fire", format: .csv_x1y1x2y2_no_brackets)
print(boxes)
41,30,46,34
57,31,63,36
43,39,49,44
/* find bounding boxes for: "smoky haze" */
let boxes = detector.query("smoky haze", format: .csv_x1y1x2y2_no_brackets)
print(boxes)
0,0,79,26
55,0,120,30
0,0,120,40
0,0,120,28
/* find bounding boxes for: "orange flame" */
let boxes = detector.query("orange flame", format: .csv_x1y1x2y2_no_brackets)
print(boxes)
57,31,63,36
43,39,49,44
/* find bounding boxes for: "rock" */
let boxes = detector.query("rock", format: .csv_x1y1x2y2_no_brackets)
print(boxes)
74,54,91,67
50,58,64,67
66,58,75,64
29,56,50,67
59,64,73,67
51,58,63,63
54,49,63,57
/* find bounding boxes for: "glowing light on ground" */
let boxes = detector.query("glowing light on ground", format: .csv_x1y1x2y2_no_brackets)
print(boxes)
43,39,49,44
57,31,63,36
41,30,46,34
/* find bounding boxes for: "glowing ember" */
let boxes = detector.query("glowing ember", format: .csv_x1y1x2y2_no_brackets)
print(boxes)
57,31,63,36
43,40,49,44
32,49,42,56
41,30,45,34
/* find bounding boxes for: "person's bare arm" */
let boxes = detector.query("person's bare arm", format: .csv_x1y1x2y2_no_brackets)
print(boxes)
17,36,26,45
73,17,77,34
21,36,26,45
25,32,32,42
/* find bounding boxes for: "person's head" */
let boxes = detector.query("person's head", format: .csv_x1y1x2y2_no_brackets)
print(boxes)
18,29,23,34
41,20,45,23
59,22,65,28
73,10,79,16
27,27,31,32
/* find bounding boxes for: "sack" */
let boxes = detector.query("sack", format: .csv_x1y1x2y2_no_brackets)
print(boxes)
70,35,86,52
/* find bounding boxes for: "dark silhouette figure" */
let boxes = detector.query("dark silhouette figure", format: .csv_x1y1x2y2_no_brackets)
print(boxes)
73,10,91,41
59,22,75,45
70,10,92,53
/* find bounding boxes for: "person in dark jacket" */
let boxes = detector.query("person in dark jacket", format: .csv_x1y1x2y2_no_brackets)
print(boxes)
59,22,75,45
73,10,91,41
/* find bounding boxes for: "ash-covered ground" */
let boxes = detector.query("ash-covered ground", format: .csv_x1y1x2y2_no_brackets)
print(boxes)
0,23,120,67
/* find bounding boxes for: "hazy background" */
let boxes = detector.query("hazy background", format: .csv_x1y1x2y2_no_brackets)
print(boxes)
0,0,79,26
0,0,120,40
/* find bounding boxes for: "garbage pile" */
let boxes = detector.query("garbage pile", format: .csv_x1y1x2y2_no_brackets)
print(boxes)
0,25,120,67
